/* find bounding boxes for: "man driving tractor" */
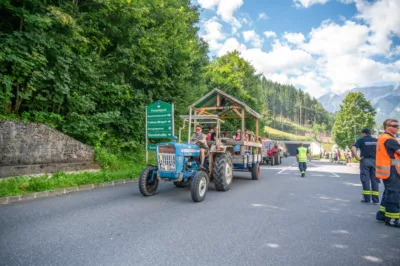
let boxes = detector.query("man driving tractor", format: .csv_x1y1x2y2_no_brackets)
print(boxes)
191,125,208,168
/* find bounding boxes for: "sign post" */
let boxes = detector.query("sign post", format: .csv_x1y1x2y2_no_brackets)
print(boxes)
146,100,174,163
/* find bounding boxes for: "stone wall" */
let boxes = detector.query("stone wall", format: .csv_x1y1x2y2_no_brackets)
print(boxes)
0,120,100,178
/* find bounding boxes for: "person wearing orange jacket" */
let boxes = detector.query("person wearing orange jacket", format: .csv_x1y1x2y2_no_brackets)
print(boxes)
375,119,400,228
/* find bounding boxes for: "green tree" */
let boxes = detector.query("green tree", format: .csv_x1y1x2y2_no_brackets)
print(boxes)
332,92,376,148
0,0,208,150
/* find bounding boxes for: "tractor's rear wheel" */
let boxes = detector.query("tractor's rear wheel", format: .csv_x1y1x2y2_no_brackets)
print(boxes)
191,171,209,202
213,153,233,191
274,152,280,165
252,163,260,180
138,166,159,196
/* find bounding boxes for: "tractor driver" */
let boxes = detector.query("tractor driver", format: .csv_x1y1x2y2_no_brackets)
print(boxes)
191,125,208,168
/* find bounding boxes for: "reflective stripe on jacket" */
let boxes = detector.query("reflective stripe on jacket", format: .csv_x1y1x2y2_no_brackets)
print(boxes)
297,147,308,162
376,133,400,179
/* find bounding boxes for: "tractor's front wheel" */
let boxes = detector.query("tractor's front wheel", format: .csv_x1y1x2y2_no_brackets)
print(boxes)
138,166,159,196
191,171,209,202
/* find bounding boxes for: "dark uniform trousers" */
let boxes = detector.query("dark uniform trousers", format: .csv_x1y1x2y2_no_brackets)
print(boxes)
360,158,380,203
382,174,400,221
376,188,386,221
298,162,307,173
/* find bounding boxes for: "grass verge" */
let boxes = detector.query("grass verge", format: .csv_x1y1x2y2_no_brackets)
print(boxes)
0,166,142,198
264,126,314,141
0,148,157,198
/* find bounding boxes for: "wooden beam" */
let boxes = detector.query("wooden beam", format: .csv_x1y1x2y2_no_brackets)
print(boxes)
233,108,243,118
194,106,242,111
241,108,245,155
256,119,259,140
217,94,220,106
197,109,214,115
194,110,197,129
220,115,253,119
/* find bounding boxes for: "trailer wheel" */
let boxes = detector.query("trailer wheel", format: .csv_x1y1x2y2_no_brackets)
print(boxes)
213,153,233,191
191,171,208,202
274,152,279,165
138,166,159,196
251,163,260,180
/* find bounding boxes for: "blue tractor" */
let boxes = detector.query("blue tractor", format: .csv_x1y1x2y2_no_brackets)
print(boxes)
139,89,263,202
139,115,233,202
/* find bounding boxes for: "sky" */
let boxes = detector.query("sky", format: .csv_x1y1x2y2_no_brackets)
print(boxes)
194,0,400,98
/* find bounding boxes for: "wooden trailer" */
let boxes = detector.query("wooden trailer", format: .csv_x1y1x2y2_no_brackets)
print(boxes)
188,89,263,170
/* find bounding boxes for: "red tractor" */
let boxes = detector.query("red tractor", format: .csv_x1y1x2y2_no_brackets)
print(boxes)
261,139,282,166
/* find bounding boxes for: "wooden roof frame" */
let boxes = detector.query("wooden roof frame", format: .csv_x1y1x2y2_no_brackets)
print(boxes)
189,88,262,119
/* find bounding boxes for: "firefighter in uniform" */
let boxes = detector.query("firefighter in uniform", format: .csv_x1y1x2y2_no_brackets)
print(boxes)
375,119,400,228
296,143,309,178
351,128,379,204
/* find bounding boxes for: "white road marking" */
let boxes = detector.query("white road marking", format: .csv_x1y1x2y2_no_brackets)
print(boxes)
278,166,291,174
266,243,280,248
362,256,383,263
309,162,340,177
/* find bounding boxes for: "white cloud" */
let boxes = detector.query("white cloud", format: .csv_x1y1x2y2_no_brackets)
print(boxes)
217,38,247,57
198,0,400,97
283,32,306,45
302,20,369,58
232,26,238,34
197,0,243,28
243,31,263,48
263,31,277,38
322,54,400,93
200,17,226,51
259,13,268,20
242,41,315,75
217,0,244,22
294,0,329,8
197,0,220,9
355,0,400,55
289,71,329,97
269,73,290,84
241,17,252,26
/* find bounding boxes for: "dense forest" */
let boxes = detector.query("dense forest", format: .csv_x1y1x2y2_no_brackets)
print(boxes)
0,0,332,152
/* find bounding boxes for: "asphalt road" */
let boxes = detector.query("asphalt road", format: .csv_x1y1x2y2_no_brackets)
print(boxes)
1,157,400,266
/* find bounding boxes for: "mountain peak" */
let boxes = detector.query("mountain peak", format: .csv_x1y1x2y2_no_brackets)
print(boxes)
317,85,398,122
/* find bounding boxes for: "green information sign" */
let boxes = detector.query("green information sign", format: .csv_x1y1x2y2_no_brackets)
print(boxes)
145,100,174,161
146,100,174,139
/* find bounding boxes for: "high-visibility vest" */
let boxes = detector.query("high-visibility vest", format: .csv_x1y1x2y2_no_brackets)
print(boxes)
376,133,400,179
297,147,308,162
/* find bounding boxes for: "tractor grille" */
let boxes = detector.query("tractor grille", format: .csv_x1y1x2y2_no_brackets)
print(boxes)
158,153,176,171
